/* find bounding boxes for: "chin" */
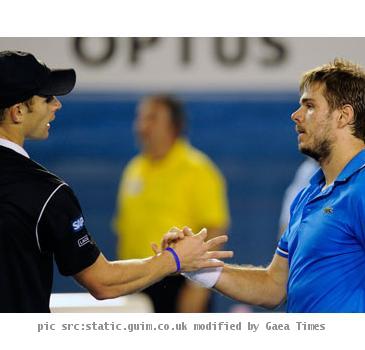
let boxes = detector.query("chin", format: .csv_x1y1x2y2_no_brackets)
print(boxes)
28,133,49,140
298,143,306,153
299,146,320,161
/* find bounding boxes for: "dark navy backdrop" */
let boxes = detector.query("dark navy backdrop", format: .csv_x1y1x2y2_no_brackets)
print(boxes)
26,91,303,312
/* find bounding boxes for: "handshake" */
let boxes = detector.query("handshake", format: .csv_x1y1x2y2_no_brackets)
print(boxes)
151,227,233,288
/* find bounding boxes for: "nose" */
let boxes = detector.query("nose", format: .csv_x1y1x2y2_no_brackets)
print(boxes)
291,106,303,123
52,97,62,111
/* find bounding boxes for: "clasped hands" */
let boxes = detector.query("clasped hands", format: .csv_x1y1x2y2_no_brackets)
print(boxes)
151,227,233,272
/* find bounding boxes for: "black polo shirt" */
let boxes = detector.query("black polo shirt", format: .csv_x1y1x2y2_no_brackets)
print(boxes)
0,145,100,312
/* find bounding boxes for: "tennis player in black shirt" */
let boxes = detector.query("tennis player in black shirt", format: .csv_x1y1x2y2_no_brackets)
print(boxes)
0,50,232,312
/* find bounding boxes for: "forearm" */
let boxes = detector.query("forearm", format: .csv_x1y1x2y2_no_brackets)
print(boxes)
214,264,286,308
105,255,175,298
76,228,232,301
76,252,176,300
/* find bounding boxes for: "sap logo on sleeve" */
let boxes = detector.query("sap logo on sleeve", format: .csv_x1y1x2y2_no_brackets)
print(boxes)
71,216,85,232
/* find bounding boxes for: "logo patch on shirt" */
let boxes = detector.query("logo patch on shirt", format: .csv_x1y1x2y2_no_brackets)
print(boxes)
78,235,90,247
72,216,85,232
125,179,143,195
323,207,334,214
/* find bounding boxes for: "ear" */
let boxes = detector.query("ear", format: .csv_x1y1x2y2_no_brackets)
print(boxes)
337,104,355,129
8,103,25,124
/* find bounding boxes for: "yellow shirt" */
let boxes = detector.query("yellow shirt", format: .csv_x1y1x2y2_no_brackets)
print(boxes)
113,138,230,259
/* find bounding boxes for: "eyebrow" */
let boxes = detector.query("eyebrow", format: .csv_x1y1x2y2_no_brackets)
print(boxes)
300,97,315,105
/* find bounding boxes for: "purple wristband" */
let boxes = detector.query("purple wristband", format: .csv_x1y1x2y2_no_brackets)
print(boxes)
165,247,181,272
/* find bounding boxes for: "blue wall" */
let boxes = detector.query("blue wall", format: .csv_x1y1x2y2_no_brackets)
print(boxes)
26,91,303,312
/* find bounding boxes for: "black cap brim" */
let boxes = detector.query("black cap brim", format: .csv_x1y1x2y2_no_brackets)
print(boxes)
38,69,76,96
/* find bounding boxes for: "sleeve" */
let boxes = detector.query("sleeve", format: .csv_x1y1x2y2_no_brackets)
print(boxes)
276,230,289,258
38,184,100,276
190,159,230,229
276,185,308,259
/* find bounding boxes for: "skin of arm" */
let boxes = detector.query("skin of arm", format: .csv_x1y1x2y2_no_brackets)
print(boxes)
74,228,233,300
214,253,289,309
161,227,288,309
74,252,175,300
176,226,227,312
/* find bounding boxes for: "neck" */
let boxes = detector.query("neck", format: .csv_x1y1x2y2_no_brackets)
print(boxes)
319,139,365,185
144,137,177,160
0,128,24,147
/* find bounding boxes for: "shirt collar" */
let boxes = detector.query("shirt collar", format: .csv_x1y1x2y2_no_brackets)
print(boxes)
309,149,365,186
0,138,30,158
309,167,324,186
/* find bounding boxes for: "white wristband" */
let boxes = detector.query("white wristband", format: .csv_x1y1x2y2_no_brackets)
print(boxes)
181,260,223,288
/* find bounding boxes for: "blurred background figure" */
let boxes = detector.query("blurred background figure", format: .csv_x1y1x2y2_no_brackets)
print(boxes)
112,95,230,312
278,157,319,235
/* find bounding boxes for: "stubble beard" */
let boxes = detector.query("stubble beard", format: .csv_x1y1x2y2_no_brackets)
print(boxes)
300,139,332,163
298,112,335,164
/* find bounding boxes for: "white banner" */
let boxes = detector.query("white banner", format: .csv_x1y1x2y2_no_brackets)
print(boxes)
1,37,365,91
0,313,361,350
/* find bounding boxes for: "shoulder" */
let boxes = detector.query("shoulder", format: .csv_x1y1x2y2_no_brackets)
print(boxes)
14,158,68,203
119,154,144,178
331,167,365,216
347,166,365,198
183,144,221,173
28,168,68,204
124,154,143,169
0,149,65,186
180,148,227,190
36,183,84,223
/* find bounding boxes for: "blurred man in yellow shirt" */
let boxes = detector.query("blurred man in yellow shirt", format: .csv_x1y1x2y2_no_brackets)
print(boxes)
113,95,230,312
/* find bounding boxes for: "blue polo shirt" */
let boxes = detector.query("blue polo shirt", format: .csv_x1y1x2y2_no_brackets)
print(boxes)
277,149,365,312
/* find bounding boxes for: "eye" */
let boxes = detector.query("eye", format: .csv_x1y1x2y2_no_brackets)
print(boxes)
39,95,55,103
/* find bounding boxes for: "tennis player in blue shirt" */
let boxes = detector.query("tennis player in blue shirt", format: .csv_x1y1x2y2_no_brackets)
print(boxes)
167,58,365,312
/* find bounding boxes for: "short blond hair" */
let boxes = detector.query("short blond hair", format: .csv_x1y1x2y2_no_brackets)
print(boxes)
300,58,365,142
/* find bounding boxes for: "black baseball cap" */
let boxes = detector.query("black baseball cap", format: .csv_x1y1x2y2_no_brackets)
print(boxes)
0,50,76,109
